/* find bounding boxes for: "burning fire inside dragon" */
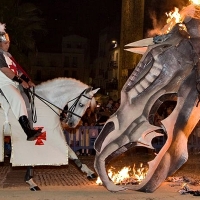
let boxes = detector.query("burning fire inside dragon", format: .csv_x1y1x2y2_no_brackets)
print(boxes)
94,2,200,193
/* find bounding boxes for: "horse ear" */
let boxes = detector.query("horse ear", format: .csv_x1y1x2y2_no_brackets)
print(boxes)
90,97,97,112
90,88,100,95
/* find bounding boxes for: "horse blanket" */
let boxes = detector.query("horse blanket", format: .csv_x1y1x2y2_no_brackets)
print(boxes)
0,90,68,166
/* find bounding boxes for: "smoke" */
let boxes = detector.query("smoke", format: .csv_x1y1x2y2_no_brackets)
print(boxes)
146,11,163,37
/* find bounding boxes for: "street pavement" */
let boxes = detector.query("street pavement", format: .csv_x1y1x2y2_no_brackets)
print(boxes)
0,156,198,200
0,154,199,200
0,155,96,189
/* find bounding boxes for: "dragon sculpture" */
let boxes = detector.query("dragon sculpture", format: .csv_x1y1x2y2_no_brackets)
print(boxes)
94,4,200,193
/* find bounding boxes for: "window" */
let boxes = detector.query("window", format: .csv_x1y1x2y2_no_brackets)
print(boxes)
50,60,56,68
72,57,78,68
64,70,69,77
64,56,70,67
48,71,55,79
72,70,78,79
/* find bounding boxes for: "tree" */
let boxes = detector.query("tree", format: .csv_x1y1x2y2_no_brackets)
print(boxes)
0,0,46,71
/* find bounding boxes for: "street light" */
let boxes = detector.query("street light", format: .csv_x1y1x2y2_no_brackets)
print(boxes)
112,40,118,48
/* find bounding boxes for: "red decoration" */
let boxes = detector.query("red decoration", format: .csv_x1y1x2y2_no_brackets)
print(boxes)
37,131,46,140
34,127,47,145
10,56,30,78
35,139,44,145
9,63,17,74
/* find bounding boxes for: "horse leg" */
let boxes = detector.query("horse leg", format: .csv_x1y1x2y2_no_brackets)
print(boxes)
25,166,41,191
68,145,97,180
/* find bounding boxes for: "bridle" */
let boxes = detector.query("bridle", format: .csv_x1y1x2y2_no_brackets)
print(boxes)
64,88,92,122
28,88,92,123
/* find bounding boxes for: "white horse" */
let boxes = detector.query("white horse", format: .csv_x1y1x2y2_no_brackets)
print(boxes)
0,77,99,190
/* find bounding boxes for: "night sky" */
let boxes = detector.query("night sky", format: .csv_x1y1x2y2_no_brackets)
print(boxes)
23,0,122,58
22,0,189,58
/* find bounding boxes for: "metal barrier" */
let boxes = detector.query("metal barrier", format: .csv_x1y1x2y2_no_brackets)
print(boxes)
64,126,200,154
64,126,103,152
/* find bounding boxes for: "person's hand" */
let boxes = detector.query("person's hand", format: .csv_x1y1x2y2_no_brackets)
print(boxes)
21,80,30,89
27,80,35,87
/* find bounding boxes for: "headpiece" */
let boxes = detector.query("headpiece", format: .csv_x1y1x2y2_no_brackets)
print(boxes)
0,23,10,42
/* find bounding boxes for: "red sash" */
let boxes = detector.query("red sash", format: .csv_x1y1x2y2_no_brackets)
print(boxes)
9,56,30,79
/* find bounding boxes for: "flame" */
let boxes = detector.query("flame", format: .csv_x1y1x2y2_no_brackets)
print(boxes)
162,7,181,34
96,163,148,186
166,7,181,24
160,0,200,34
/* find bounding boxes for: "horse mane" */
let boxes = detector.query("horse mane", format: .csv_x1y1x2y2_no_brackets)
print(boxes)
34,77,90,108
35,77,88,93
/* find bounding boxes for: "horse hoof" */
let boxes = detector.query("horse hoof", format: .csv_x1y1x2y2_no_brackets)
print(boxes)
30,186,41,191
87,173,97,180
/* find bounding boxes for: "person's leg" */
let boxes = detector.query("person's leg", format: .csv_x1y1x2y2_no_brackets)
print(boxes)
1,84,27,119
1,84,42,141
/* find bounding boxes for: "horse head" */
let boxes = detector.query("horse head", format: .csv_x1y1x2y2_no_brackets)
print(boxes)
35,78,99,128
66,87,99,128
94,7,200,193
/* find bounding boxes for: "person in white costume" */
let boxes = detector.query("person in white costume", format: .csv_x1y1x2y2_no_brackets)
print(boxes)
0,23,42,141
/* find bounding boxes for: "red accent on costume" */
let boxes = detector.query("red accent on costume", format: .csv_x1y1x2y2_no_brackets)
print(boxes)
35,139,44,145
9,57,30,79
34,127,46,145
9,63,17,75
37,131,46,140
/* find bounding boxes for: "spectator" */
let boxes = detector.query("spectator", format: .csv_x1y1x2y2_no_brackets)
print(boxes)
81,121,90,156
96,106,111,126
111,101,120,113
81,107,97,126
106,98,114,111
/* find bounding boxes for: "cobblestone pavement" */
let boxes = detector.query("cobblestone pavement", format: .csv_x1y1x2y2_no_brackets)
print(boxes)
1,151,200,190
0,150,149,189
0,156,97,189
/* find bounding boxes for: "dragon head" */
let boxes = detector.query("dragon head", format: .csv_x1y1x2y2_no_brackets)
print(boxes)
94,10,200,193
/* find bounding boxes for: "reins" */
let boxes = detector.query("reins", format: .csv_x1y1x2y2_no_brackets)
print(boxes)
28,88,62,123
28,88,91,123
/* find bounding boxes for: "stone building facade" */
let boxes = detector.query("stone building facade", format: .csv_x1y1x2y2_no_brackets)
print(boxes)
29,35,90,84
119,0,145,91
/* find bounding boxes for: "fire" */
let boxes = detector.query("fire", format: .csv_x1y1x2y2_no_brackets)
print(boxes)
161,0,200,34
96,163,148,186
166,7,181,24
162,7,181,34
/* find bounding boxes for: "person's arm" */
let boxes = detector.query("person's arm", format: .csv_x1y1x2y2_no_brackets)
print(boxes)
20,74,35,87
0,67,30,89
0,66,15,79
